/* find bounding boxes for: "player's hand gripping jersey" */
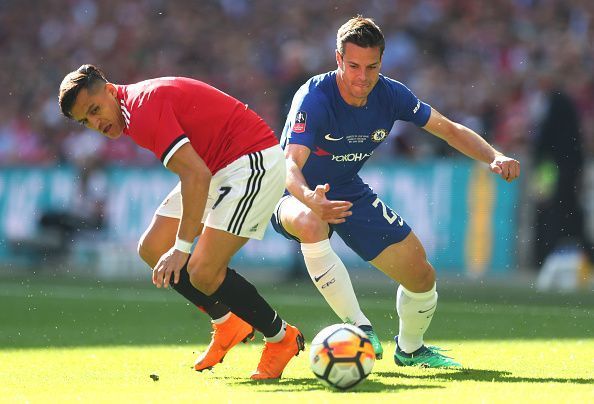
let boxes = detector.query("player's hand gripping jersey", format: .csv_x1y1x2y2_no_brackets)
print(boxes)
276,72,432,260
281,71,431,200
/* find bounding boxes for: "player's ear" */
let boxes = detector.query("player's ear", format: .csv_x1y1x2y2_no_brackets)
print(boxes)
335,50,342,67
105,82,117,97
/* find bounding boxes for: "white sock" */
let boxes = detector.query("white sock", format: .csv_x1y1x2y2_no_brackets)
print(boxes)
301,240,370,327
211,312,231,324
265,319,286,343
396,283,437,353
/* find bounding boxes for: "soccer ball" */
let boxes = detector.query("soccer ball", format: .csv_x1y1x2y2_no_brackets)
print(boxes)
309,323,375,390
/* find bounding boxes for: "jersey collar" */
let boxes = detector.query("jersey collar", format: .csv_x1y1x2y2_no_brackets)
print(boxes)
116,85,131,133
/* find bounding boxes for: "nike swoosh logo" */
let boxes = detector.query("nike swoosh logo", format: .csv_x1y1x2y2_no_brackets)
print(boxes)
324,134,344,141
418,304,437,314
314,264,336,282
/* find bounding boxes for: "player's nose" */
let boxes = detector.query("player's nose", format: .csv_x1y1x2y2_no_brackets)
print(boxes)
357,68,368,82
88,117,102,131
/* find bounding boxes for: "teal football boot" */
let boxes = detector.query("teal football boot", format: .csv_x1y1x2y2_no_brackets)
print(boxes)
359,325,383,360
394,336,461,368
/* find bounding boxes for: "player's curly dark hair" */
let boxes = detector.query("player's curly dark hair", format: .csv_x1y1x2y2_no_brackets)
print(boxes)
336,16,385,57
58,64,108,119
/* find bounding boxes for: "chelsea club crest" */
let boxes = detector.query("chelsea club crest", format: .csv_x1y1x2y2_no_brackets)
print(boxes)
371,129,388,142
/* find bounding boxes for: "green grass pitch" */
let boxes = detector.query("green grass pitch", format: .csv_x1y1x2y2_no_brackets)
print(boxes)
1,274,592,402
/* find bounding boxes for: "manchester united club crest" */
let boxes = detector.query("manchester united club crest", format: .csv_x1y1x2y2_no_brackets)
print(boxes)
371,129,388,142
293,111,307,133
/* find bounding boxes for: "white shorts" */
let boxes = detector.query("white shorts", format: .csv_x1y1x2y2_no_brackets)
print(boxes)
156,145,286,240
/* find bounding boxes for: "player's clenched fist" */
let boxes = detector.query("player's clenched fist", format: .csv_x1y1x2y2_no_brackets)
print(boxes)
489,155,520,182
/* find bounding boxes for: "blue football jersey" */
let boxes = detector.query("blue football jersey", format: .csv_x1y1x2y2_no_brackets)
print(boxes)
280,71,431,200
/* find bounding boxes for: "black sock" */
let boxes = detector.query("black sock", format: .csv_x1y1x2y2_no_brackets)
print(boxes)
210,268,283,337
170,257,231,320
202,301,231,320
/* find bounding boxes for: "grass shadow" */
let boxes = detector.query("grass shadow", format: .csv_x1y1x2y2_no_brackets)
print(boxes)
376,369,593,384
229,376,442,393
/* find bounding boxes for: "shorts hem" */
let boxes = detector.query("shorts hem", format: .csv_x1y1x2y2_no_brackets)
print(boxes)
360,226,412,261
156,212,181,219
204,223,266,240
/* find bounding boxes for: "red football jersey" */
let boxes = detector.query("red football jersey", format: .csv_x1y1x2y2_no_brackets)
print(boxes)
116,77,278,173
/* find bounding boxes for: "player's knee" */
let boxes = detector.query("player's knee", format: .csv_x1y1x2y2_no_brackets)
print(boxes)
291,212,328,242
138,228,173,268
187,261,226,295
137,236,156,267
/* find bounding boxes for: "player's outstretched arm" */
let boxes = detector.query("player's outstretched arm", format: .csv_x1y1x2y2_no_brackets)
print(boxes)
423,108,520,182
285,144,352,223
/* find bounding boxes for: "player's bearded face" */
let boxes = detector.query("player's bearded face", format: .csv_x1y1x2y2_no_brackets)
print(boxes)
336,43,382,106
70,84,125,139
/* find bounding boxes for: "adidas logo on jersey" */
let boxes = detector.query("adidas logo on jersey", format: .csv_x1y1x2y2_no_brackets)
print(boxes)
249,224,259,232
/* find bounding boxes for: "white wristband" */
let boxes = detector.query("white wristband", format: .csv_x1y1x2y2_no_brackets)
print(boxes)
174,237,193,253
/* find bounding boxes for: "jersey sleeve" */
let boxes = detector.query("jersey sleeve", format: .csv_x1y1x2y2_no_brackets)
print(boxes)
285,91,326,150
390,80,432,127
154,101,190,167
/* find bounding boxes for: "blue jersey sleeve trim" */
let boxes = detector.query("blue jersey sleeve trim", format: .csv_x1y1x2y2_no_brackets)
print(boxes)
417,101,432,127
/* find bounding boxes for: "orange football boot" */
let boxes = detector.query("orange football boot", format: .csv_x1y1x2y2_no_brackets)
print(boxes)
194,313,255,372
250,324,305,380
